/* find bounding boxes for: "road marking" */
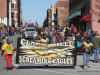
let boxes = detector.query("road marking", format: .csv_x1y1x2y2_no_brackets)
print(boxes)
35,69,79,75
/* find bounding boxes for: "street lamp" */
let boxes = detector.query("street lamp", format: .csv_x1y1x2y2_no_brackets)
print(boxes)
2,17,4,30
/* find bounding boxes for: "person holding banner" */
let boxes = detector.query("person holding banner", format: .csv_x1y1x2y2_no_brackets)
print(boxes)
37,33,49,43
1,40,14,70
81,38,93,70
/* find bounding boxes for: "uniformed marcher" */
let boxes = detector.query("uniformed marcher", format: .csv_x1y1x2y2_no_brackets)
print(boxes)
37,33,49,43
81,38,93,70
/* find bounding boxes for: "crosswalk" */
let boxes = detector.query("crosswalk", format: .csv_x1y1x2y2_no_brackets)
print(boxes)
76,54,100,71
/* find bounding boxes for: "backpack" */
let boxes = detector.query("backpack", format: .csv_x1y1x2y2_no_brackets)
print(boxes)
77,42,81,47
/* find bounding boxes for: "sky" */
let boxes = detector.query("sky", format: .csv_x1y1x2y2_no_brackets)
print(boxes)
21,0,69,26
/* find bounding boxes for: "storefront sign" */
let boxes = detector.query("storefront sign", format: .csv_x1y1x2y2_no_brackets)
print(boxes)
16,38,77,66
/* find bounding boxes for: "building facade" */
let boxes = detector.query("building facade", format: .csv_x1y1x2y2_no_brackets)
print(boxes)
66,0,84,31
12,0,22,27
51,4,57,26
57,1,69,27
43,9,51,27
0,0,12,27
67,0,100,34
43,1,69,27
0,0,22,28
52,1,69,27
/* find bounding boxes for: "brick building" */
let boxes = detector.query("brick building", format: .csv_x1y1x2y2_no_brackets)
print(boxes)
51,4,57,26
43,9,51,27
65,0,84,31
12,0,22,27
0,0,22,28
0,0,11,27
43,1,69,27
57,1,69,27
66,0,100,34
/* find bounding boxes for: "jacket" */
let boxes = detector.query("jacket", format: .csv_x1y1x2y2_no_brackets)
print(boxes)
81,42,93,54
92,37,100,48
78,35,81,42
47,35,52,43
86,33,93,42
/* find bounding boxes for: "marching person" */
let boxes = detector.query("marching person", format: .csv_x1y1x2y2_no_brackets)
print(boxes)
37,33,49,43
1,40,14,70
81,38,93,70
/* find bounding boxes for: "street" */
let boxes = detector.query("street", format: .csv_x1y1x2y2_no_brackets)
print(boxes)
0,34,100,75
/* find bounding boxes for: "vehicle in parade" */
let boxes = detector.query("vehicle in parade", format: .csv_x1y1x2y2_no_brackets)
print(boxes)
25,26,37,39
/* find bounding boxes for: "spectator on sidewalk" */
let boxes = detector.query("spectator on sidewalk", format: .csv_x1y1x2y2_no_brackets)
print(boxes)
84,31,87,39
86,33,93,42
77,32,82,43
0,34,3,51
47,33,53,43
92,36,100,63
73,25,76,34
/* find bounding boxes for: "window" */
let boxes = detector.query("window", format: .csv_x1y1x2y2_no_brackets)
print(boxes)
12,2,14,9
26,29,35,31
11,12,14,18
12,20,15,26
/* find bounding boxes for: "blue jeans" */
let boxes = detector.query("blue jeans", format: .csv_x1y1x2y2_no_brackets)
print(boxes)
94,48,99,62
7,32,9,37
83,53,90,66
99,48,100,54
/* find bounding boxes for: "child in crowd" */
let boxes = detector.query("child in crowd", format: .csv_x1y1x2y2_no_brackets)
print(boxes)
1,36,13,60
1,40,15,70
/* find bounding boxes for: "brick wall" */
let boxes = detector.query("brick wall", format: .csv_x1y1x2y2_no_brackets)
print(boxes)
0,0,7,17
57,1,69,26
58,1,69,8
47,9,51,26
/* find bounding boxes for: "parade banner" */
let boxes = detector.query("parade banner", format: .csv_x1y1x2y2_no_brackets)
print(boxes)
16,38,77,66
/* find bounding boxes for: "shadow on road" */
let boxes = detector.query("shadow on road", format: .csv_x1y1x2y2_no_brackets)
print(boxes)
17,66,75,69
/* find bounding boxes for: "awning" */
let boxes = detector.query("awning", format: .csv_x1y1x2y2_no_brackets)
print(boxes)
80,14,90,22
65,10,81,22
65,16,72,22
52,17,57,22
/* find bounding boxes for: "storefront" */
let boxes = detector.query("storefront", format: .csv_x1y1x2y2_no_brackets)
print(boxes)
80,14,91,32
65,10,82,32
90,0,100,34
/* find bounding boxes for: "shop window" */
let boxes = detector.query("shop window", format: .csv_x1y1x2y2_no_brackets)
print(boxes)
12,20,15,26
86,3,87,11
12,1,14,9
11,12,14,18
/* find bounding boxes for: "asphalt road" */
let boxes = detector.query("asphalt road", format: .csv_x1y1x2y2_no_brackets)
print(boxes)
0,34,100,75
